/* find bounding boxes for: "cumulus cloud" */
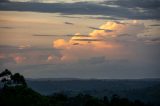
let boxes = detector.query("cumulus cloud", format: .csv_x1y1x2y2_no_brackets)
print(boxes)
53,39,69,49
12,55,26,64
52,21,146,63
0,53,6,59
47,55,53,62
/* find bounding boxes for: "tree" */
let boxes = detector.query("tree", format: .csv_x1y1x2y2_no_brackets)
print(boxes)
0,69,27,87
11,73,27,86
0,69,12,77
0,69,12,87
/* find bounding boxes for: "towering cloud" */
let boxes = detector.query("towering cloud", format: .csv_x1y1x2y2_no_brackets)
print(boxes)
52,21,145,62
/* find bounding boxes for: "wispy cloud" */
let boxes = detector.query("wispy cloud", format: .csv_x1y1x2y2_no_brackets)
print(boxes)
150,24,160,26
64,22,74,25
145,37,160,44
72,38,103,42
88,26,114,32
33,34,90,37
112,21,128,25
33,34,59,37
0,26,14,29
117,34,130,37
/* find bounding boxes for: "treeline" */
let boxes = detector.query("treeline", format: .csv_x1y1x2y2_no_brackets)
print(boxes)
0,69,153,106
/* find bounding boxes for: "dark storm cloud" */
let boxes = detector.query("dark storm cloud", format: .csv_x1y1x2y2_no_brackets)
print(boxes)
0,0,159,20
0,0,9,2
103,0,160,9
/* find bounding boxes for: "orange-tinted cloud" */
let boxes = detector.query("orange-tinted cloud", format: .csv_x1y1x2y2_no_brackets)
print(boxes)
53,21,145,62
47,55,60,63
0,53,6,59
53,39,68,49
47,55,53,61
13,55,26,64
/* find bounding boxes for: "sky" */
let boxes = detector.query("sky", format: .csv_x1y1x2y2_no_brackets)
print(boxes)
0,0,160,79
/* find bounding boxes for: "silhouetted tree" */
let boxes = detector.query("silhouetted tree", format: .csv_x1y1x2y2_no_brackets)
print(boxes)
0,69,12,87
11,73,27,86
0,69,12,77
0,69,27,87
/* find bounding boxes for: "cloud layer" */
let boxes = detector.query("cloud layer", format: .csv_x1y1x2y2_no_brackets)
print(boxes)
0,0,160,20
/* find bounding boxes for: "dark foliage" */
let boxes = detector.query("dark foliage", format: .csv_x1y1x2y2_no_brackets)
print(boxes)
0,69,12,77
0,85,154,106
0,69,27,87
0,86,49,106
11,73,27,86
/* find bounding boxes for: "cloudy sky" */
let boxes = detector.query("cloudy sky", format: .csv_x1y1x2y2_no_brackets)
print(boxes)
0,0,160,79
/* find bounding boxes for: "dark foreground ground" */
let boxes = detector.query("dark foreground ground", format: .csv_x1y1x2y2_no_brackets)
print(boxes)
0,85,156,106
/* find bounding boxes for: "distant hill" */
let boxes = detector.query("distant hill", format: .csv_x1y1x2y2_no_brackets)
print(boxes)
27,78,160,105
